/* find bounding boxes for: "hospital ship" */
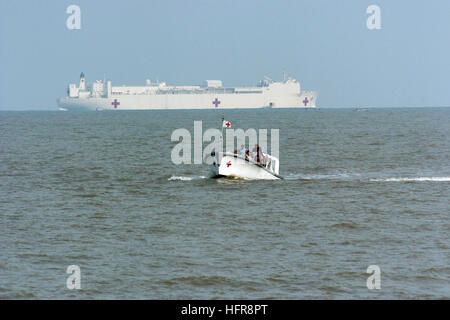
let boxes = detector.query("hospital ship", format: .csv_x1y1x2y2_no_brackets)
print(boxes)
57,73,318,110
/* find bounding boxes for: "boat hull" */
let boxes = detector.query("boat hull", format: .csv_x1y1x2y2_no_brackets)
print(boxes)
57,91,317,111
213,154,281,180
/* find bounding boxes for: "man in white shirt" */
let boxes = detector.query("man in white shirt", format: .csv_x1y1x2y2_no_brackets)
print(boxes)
239,144,247,156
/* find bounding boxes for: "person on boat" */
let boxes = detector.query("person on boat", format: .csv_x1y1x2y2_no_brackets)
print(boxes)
239,144,247,156
252,144,262,163
257,145,266,165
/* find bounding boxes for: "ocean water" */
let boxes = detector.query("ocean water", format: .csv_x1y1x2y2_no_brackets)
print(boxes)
0,108,449,299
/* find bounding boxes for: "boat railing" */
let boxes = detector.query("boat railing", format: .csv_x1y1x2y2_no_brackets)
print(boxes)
261,153,279,175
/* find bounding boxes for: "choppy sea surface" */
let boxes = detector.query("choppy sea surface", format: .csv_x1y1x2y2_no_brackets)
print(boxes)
0,108,449,299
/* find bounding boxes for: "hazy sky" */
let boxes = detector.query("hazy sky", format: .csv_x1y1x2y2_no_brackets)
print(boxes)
0,0,449,109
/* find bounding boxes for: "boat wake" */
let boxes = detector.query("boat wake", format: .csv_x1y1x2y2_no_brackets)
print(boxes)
169,173,450,183
284,173,356,181
285,173,450,183
168,175,207,181
369,177,450,182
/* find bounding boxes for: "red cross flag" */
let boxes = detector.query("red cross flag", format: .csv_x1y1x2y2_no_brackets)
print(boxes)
222,120,231,128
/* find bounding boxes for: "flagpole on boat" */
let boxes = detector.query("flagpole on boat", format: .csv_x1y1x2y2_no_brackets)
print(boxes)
220,115,224,159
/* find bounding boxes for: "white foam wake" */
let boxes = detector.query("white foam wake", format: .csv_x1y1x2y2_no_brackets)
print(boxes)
284,173,354,180
168,175,207,181
370,177,450,182
285,173,450,183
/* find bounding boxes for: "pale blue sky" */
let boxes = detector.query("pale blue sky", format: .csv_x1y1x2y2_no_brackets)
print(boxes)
0,0,449,109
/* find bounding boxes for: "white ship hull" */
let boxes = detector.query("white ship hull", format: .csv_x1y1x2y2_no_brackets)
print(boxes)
211,153,282,180
57,73,318,111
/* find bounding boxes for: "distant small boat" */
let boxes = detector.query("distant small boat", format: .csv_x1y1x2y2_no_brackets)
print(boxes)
211,152,282,180
58,107,68,111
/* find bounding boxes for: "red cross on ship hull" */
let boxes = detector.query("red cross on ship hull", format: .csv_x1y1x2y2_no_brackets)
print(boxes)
111,99,120,108
212,98,220,108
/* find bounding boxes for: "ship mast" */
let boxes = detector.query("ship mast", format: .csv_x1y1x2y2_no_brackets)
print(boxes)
220,115,224,149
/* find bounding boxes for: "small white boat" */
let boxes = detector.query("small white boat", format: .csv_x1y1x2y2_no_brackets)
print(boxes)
211,152,282,180
208,117,282,180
